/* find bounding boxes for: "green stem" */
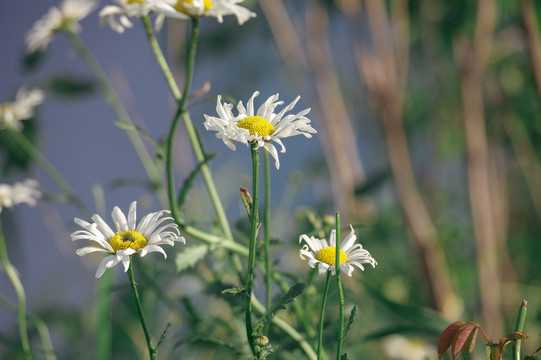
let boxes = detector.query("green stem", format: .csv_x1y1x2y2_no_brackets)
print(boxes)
141,16,182,100
141,17,238,261
317,272,332,360
513,299,527,360
8,128,90,217
127,258,156,360
0,293,57,360
335,213,345,360
264,151,272,311
163,17,198,222
245,143,260,355
63,30,166,207
96,270,112,360
251,295,318,360
0,293,56,360
0,218,32,360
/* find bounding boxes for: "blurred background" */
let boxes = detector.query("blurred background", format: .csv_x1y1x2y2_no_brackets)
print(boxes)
2,0,541,359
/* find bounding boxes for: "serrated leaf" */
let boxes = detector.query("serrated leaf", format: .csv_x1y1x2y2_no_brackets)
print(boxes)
438,321,466,358
254,283,306,333
266,282,306,315
343,306,357,340
175,245,208,273
47,74,95,97
221,287,245,296
177,153,216,209
452,323,478,357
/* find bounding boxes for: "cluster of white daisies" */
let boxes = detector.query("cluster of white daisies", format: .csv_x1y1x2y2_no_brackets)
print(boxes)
8,0,377,279
25,0,256,52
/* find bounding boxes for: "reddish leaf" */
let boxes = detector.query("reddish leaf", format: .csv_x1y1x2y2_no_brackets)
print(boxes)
505,331,529,340
438,321,466,358
461,326,478,357
452,323,478,357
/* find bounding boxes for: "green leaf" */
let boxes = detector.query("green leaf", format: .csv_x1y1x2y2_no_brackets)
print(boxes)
177,153,216,209
21,49,46,72
0,122,37,175
266,282,305,315
46,74,95,97
175,245,208,273
343,306,357,340
254,283,306,333
221,287,245,296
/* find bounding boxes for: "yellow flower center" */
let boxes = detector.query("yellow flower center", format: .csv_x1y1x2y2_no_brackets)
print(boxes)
0,103,10,112
174,0,214,15
127,0,144,4
109,231,147,252
315,246,347,266
237,116,275,137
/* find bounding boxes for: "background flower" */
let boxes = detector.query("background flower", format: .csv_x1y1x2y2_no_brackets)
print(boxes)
0,179,41,212
25,0,97,52
0,87,44,131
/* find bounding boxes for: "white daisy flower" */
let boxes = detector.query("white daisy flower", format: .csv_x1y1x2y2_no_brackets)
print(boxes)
25,0,98,52
154,0,256,29
0,179,42,213
299,225,377,276
0,87,45,131
204,91,317,169
100,0,159,33
71,201,185,278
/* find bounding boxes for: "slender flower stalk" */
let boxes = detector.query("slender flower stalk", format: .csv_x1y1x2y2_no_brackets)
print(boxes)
8,128,90,216
335,213,345,360
96,271,113,360
142,17,237,262
251,295,317,360
317,271,332,360
165,17,199,222
264,151,272,311
245,143,260,355
141,16,181,100
62,30,167,207
513,300,527,360
127,258,156,359
0,219,32,360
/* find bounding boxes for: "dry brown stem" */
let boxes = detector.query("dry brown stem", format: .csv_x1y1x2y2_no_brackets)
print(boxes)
303,2,368,220
457,0,502,337
260,0,369,221
358,0,458,318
